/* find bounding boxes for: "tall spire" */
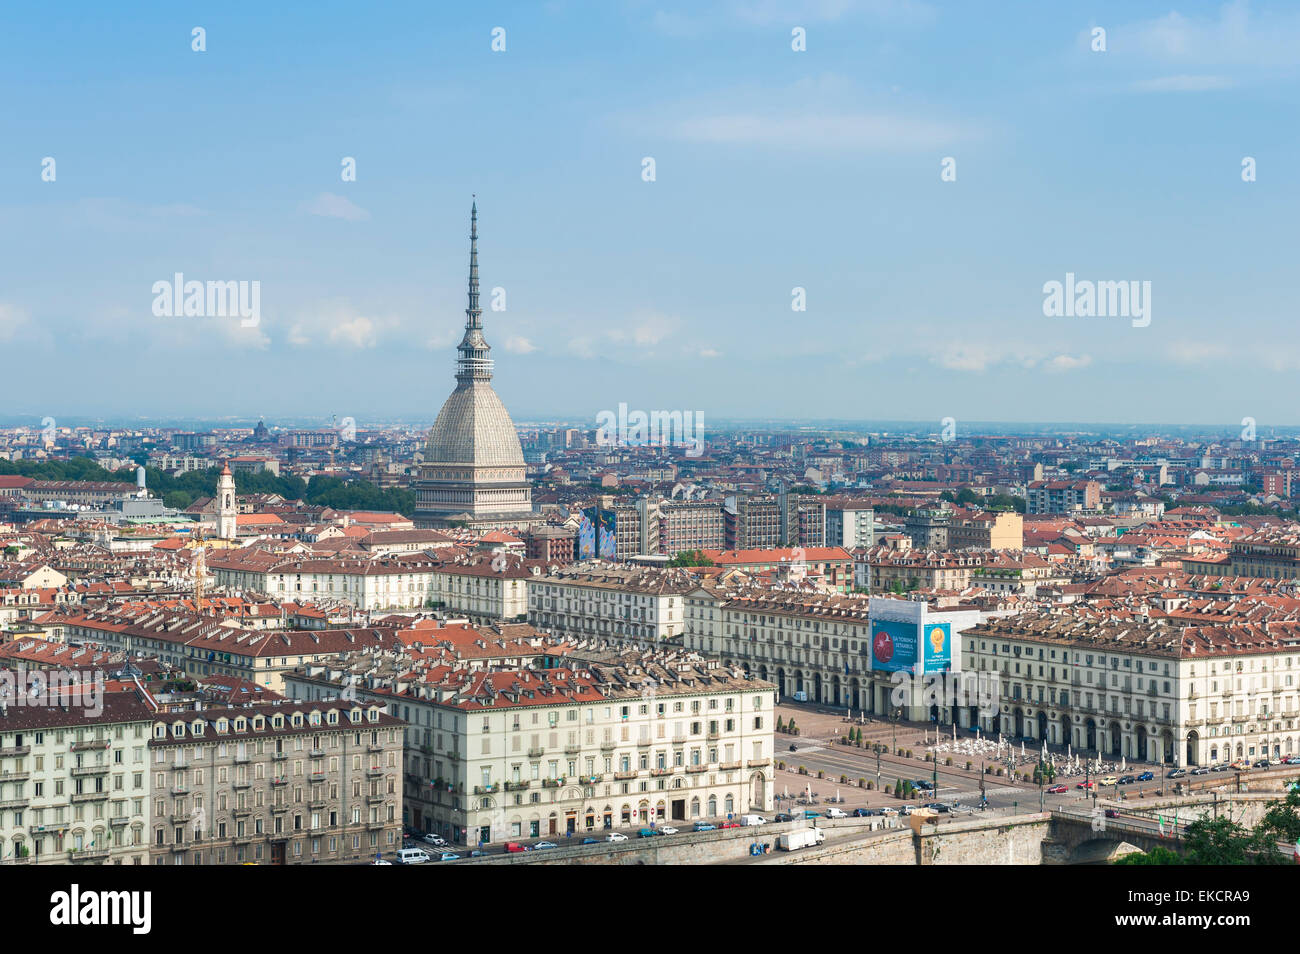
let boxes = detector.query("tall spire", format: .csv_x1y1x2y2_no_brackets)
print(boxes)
455,197,493,384
466,198,481,329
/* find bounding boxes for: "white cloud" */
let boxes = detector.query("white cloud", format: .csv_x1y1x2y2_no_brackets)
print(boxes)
288,301,390,348
503,335,537,354
623,74,976,155
0,303,31,342
301,193,371,222
1113,0,1300,69
670,111,964,152
698,348,721,358
1130,74,1234,93
567,337,597,359
1044,354,1093,372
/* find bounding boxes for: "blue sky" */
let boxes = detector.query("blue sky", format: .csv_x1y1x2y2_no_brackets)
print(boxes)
1,0,1297,427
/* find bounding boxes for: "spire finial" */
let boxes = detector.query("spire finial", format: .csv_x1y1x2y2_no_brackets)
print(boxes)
455,198,493,384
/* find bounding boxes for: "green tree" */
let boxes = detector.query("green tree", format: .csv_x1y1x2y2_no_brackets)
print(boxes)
667,549,715,567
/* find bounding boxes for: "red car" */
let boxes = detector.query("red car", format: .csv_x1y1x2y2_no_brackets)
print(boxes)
1076,781,1095,789
1046,784,1068,794
719,821,741,829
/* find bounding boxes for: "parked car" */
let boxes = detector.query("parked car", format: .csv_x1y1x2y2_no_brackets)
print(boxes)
422,834,446,847
659,826,678,835
1211,763,1231,772
1046,784,1068,794
853,808,876,817
1191,767,1211,776
802,810,821,819
826,807,848,818
719,821,741,829
914,779,934,791
533,842,558,850
923,802,950,813
1098,776,1119,786
1136,771,1154,781
880,807,899,816
1167,769,1187,779
1118,775,1136,785
1254,759,1272,768
693,822,717,832
773,812,794,823
504,842,527,853
898,805,916,816
371,857,392,865
606,832,629,842
1076,781,1095,789
1104,808,1120,819
436,852,460,862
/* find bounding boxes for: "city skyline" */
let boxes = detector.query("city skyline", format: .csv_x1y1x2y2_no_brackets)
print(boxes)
3,1,1297,423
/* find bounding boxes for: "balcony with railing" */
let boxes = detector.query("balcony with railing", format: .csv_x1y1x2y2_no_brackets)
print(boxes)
68,848,111,862
70,764,109,777
527,748,544,759
0,797,29,810
0,745,31,757
71,790,109,803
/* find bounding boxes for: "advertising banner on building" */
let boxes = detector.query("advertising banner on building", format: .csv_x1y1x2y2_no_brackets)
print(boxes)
869,618,919,673
922,621,952,673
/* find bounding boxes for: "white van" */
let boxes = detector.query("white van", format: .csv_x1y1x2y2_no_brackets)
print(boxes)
397,847,431,865
740,814,766,826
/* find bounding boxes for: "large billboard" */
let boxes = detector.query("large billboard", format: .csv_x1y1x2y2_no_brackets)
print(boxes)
578,508,616,560
922,621,952,674
870,618,919,673
870,618,952,674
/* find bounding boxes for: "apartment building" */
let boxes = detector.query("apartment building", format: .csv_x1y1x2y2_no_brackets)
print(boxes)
948,511,1024,551
287,654,774,844
527,564,693,645
703,547,854,593
658,500,726,556
0,694,155,866
825,501,875,550
1026,480,1102,515
207,551,443,611
962,611,1300,767
684,588,978,718
904,508,950,549
62,607,406,693
861,545,983,594
147,700,404,865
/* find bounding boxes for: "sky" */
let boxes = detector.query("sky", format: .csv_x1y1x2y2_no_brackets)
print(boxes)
1,0,1297,429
